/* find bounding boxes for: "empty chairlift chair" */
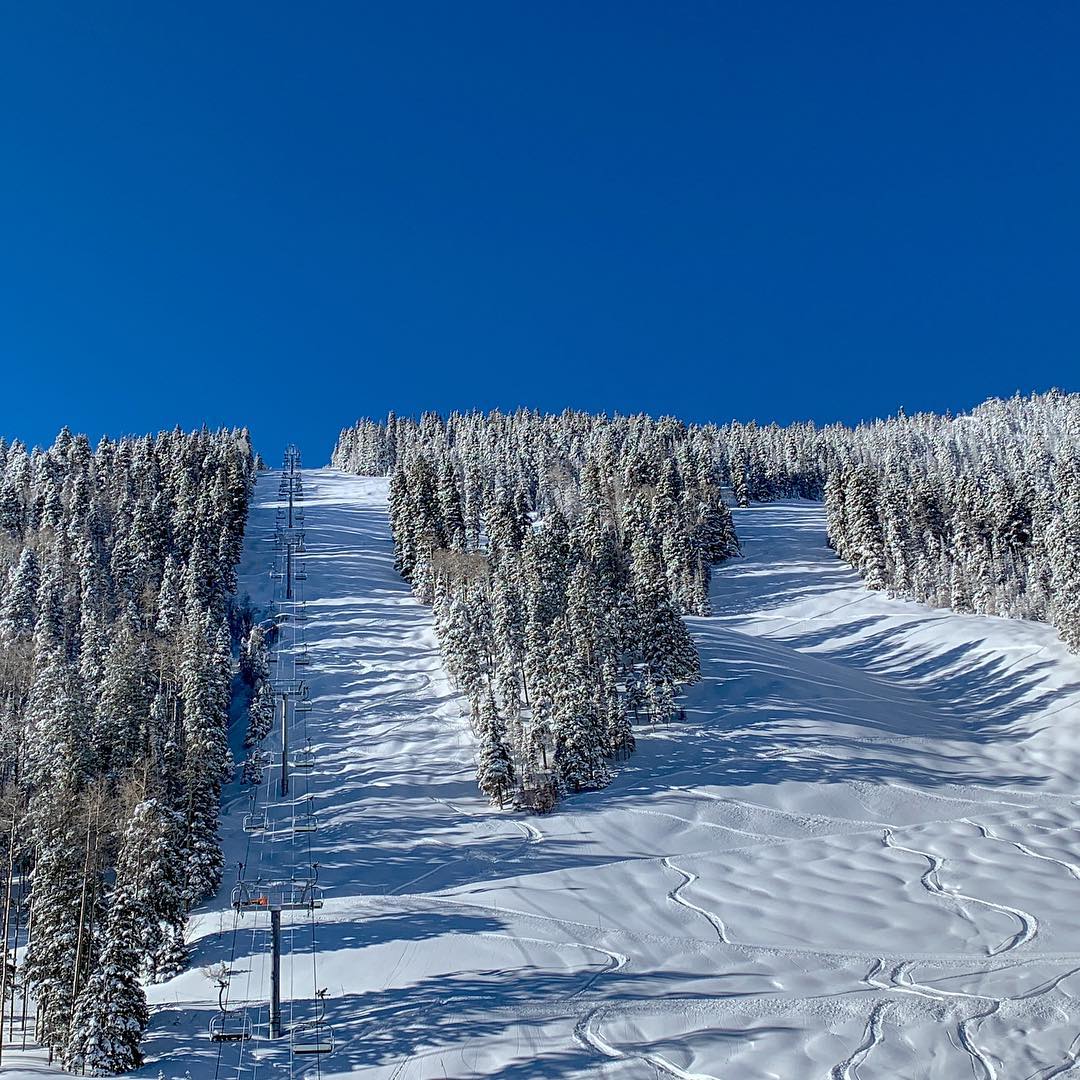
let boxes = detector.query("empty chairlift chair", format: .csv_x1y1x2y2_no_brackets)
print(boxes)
292,990,334,1055
243,807,267,834
209,979,252,1043
294,797,319,835
293,744,316,772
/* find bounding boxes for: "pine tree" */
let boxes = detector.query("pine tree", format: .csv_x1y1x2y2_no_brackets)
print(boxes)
65,801,154,1074
476,691,515,807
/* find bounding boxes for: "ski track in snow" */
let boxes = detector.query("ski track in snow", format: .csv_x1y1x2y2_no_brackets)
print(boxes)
882,828,1038,956
829,1000,891,1080
958,1002,1000,1080
574,1006,718,1080
10,481,1072,1080
967,818,1080,883
662,856,729,942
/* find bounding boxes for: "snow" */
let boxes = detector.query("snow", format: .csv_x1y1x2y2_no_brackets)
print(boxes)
9,473,1080,1079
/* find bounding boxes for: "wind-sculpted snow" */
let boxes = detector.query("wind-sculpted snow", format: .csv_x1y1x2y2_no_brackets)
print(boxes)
13,482,1080,1078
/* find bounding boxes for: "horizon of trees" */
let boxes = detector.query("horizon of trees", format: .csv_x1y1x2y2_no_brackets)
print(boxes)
335,390,1080,656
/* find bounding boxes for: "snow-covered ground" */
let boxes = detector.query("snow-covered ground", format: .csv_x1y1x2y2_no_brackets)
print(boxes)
10,469,1080,1079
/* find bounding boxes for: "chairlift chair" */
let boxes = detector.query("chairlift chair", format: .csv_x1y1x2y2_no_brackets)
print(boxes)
291,1020,334,1055
291,989,333,1054
294,699,313,714
242,810,267,834
209,1012,253,1043
293,746,316,771
293,811,319,835
230,881,266,910
209,979,253,1042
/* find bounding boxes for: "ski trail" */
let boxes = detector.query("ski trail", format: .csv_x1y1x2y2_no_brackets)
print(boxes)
515,819,543,843
967,818,1080,882
958,1002,999,1080
1028,1025,1080,1080
662,857,728,942
829,1000,890,1080
882,829,1037,955
574,1006,718,1080
570,943,629,997
890,960,994,1003
467,931,627,998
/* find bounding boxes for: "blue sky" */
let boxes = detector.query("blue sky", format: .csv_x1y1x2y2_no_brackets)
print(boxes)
1,3,1077,463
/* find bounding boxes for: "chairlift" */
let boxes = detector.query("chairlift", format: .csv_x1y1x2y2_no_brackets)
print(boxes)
208,979,253,1043
293,745,316,771
294,796,318,834
294,567,308,581
294,699,313,714
291,990,334,1055
280,874,324,910
232,865,323,912
295,651,311,667
231,881,268,910
242,810,267,834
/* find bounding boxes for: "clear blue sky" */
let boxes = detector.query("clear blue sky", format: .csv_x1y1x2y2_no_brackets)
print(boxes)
2,3,1077,463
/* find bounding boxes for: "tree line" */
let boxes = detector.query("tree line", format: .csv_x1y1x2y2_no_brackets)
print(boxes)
333,411,739,809
0,426,255,1073
702,392,1080,653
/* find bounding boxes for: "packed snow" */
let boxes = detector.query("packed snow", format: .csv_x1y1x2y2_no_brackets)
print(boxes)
10,467,1080,1079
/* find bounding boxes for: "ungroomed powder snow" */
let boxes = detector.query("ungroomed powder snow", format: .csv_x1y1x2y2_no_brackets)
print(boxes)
12,467,1080,1079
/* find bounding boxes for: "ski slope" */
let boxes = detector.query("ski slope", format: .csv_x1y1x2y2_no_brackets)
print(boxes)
12,468,1080,1079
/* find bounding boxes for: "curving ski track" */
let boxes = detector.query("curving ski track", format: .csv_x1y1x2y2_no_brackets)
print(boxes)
662,856,729,942
575,1006,719,1080
882,828,1037,955
829,1000,891,1080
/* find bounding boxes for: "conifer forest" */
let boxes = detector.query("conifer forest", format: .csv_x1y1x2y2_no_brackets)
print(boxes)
4,393,1080,1077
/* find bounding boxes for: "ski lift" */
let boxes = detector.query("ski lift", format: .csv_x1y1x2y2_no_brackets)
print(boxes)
294,566,308,581
291,990,334,1055
295,650,311,667
293,797,319,834
230,881,268,910
293,744,316,771
232,866,323,912
242,809,267,834
208,979,253,1043
294,699,313,714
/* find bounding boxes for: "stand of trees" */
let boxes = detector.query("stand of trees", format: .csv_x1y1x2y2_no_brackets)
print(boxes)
0,427,255,1073
821,392,1080,650
333,411,739,809
701,392,1080,653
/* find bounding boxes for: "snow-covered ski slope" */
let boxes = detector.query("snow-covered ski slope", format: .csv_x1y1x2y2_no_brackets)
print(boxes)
15,468,1080,1079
